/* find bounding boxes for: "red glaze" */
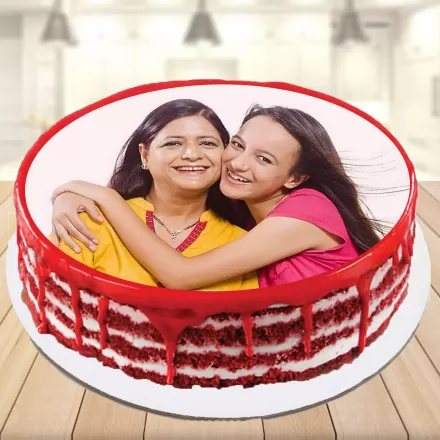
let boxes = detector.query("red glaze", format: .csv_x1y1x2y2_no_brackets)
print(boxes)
71,285,83,348
356,271,375,353
17,245,26,283
36,275,47,334
98,297,109,350
301,304,313,355
141,307,217,384
402,234,410,265
392,251,399,267
14,79,417,385
166,344,176,385
408,229,414,257
36,259,50,334
241,314,254,357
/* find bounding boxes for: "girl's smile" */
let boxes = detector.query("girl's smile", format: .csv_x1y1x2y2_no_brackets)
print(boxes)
220,115,300,202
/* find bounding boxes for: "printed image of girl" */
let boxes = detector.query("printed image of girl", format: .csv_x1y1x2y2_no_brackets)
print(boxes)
52,104,382,289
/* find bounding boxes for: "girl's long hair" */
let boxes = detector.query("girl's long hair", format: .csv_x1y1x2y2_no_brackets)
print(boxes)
241,105,383,254
107,99,241,227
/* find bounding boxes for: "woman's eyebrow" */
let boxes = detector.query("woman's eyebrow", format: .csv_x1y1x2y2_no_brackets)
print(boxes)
163,135,219,140
198,135,220,140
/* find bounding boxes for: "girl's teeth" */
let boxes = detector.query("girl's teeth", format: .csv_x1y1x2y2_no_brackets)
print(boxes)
228,170,250,183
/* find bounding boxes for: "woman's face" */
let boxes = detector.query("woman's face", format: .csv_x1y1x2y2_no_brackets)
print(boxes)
220,115,301,202
140,115,224,193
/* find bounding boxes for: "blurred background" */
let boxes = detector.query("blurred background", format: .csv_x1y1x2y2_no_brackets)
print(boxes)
0,0,439,180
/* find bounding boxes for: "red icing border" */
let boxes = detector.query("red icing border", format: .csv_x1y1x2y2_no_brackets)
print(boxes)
15,79,417,386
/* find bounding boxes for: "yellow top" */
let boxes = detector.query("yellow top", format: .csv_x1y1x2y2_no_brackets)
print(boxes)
55,197,259,291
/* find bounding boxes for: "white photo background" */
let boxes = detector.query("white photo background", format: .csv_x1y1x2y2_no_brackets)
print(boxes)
25,84,410,237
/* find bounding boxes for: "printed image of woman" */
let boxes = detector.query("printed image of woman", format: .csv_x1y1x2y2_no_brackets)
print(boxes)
50,99,258,291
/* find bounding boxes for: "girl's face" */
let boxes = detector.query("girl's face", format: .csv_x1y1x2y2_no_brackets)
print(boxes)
220,115,301,202
139,115,224,193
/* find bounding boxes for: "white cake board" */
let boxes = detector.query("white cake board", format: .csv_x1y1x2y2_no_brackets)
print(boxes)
7,223,431,420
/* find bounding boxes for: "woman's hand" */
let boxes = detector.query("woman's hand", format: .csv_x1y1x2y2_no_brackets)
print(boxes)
52,192,103,253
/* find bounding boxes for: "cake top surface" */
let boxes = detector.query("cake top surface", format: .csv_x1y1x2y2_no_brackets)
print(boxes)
15,79,417,314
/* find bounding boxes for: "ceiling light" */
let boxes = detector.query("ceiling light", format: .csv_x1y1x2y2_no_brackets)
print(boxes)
333,0,368,46
183,0,220,46
41,0,77,47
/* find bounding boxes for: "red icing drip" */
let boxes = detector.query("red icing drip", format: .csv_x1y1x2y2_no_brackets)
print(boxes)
402,235,410,264
408,231,414,257
165,340,176,385
356,272,374,353
241,314,254,357
141,308,211,385
70,284,83,348
301,304,313,355
392,250,399,267
36,264,49,334
98,297,109,350
17,242,25,282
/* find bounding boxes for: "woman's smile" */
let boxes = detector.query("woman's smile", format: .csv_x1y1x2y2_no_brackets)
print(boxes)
144,115,224,191
173,165,211,175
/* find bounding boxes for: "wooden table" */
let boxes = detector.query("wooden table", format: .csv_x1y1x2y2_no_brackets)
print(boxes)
0,181,440,439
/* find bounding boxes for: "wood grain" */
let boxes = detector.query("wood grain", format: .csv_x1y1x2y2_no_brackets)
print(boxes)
416,289,440,373
0,309,38,433
0,192,19,326
1,355,85,439
381,339,440,438
0,182,14,207
416,216,440,293
417,185,440,238
0,194,16,255
144,414,264,440
73,390,147,440
0,253,12,325
421,181,440,205
263,405,335,439
328,376,406,439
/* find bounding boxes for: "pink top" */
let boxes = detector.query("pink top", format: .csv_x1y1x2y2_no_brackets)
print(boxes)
258,188,360,287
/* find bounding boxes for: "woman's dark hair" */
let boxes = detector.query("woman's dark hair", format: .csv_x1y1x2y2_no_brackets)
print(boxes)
240,104,383,254
107,99,242,227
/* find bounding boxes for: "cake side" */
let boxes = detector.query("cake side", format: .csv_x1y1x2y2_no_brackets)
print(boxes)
17,215,415,389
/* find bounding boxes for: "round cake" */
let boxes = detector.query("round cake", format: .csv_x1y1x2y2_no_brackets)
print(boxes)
15,80,417,389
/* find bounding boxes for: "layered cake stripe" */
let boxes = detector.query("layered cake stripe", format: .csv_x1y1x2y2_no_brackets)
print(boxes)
18,225,414,388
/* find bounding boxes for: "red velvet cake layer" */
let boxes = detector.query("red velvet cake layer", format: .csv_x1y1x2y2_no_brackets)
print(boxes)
18,224,413,388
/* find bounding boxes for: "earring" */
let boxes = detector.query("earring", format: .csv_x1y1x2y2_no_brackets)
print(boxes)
141,162,147,170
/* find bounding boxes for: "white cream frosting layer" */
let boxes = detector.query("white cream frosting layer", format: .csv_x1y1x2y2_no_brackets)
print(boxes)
21,237,409,356
43,265,408,357
43,281,407,379
22,245,407,332
20,238,410,379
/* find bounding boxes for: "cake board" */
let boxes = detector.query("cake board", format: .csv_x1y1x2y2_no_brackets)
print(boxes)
7,223,431,420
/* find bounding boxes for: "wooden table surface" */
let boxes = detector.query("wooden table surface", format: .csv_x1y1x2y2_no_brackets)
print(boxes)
0,181,440,439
